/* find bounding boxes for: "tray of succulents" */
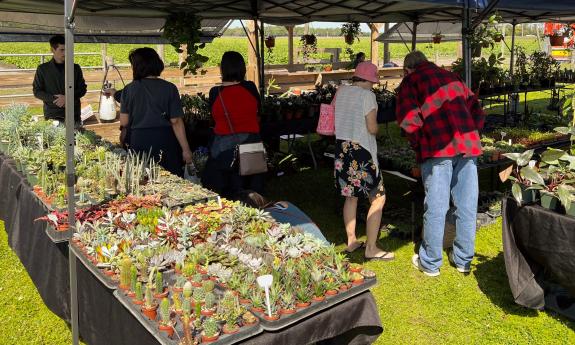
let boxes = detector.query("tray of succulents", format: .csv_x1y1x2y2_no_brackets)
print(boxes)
114,276,263,345
69,241,119,290
254,274,377,332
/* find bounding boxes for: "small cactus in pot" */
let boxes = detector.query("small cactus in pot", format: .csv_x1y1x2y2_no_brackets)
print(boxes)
132,281,144,305
153,271,167,298
201,292,216,316
119,256,132,291
201,317,220,343
158,297,174,338
141,285,158,320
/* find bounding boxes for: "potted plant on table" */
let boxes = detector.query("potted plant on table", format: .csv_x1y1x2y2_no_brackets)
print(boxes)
158,298,174,338
201,317,220,343
501,149,540,204
142,285,158,320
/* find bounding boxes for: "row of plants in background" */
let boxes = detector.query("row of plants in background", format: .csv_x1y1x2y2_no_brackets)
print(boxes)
502,126,575,217
0,105,216,221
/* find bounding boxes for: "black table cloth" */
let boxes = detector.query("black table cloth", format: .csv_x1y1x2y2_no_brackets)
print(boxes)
502,197,575,309
0,154,383,344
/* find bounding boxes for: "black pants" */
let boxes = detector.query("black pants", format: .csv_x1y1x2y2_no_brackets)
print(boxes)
201,133,265,199
130,127,183,177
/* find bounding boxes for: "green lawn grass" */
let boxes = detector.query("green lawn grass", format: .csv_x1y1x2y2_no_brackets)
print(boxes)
1,163,574,343
0,37,540,70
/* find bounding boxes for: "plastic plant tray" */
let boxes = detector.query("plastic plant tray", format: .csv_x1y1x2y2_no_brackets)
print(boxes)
69,242,118,290
161,194,219,209
114,288,263,345
255,277,377,332
45,226,73,243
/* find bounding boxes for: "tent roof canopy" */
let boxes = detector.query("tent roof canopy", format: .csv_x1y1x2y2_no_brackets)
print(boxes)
1,0,575,25
376,22,462,43
0,11,228,43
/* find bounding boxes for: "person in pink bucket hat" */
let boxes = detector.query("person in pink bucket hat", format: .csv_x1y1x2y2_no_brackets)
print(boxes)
333,61,395,261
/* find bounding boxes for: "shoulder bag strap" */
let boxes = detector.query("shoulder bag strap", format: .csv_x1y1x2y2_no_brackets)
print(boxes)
218,86,236,135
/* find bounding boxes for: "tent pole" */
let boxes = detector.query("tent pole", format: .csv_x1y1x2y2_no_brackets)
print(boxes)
64,0,78,344
259,20,265,97
411,22,418,51
462,0,472,87
383,23,390,63
509,20,517,77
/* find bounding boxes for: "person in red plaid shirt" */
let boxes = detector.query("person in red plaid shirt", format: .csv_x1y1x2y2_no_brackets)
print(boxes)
395,51,485,277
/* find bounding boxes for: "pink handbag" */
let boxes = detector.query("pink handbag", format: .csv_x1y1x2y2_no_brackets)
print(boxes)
316,93,337,136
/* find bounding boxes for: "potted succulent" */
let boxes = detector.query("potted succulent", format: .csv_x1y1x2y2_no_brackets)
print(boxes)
142,285,158,320
351,272,364,285
312,281,326,302
128,266,138,298
158,298,174,338
250,290,265,313
501,150,540,204
201,292,216,316
172,292,183,315
192,287,205,307
201,317,220,343
132,282,144,305
279,290,297,315
191,273,203,287
153,271,168,298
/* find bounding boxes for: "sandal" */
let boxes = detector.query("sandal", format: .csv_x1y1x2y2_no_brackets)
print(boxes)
364,251,395,261
344,241,365,253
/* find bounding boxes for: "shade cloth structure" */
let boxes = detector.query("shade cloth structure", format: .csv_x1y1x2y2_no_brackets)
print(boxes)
0,11,229,43
376,22,462,43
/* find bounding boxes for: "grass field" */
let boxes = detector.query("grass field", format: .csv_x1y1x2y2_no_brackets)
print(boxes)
0,36,541,70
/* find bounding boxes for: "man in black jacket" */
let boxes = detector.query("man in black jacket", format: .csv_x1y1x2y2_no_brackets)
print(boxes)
32,35,87,123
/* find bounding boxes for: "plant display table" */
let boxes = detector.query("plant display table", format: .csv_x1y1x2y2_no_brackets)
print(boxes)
0,153,383,345
502,198,575,316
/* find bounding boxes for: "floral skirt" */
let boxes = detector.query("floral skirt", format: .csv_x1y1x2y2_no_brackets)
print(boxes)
334,140,385,198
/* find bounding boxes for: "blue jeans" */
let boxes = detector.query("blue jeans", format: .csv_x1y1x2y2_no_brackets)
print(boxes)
419,155,479,272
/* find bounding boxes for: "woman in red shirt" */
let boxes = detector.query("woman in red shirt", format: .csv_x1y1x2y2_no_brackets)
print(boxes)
201,51,264,198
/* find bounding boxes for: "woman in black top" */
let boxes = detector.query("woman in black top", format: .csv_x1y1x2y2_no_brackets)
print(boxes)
119,48,192,176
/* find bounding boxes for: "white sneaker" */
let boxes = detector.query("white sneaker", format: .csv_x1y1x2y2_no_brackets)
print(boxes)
411,254,440,277
448,251,471,274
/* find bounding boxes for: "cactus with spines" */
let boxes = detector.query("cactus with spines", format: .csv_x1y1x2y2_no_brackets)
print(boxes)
183,297,191,316
144,285,154,308
183,281,193,298
191,273,202,284
202,317,218,337
193,287,205,303
134,281,143,301
119,256,132,288
130,266,138,292
172,292,182,312
160,297,170,326
155,271,163,293
204,292,215,310
202,279,215,293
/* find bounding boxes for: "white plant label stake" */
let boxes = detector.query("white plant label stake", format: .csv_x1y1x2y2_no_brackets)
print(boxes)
257,274,273,317
217,196,222,209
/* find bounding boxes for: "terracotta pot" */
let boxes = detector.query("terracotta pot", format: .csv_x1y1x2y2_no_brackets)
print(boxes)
127,291,136,298
209,276,217,281
57,224,69,231
263,314,280,321
279,308,297,315
154,288,168,299
223,324,240,334
158,323,174,338
239,298,251,305
295,302,311,309
201,308,215,317
251,306,264,314
191,281,202,288
104,269,115,277
119,284,130,291
411,167,421,178
217,282,228,289
352,278,365,286
132,298,143,306
312,295,325,302
201,333,220,343
348,265,362,273
142,305,158,320
196,266,208,275
325,289,338,296
324,66,333,72
172,286,183,293
339,284,350,292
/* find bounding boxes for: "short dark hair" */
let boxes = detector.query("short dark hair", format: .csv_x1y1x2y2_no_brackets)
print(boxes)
220,51,246,82
128,47,164,80
237,190,271,209
49,35,65,49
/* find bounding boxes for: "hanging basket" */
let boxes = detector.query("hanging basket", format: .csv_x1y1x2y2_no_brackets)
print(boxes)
265,36,275,49
472,46,482,58
493,34,503,42
432,36,442,44
344,34,355,45
303,35,317,45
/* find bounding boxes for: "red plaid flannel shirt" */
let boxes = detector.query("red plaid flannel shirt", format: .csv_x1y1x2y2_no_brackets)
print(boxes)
395,62,485,162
